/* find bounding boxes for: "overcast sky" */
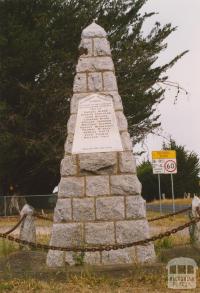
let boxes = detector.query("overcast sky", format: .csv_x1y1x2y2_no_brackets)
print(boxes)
134,0,200,162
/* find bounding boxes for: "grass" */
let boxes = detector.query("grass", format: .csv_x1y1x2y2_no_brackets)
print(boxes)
0,234,51,258
0,210,191,256
0,233,189,260
154,233,190,255
147,210,191,253
147,210,189,227
1,268,200,292
0,239,18,258
37,234,51,244
0,269,169,292
149,198,192,206
0,217,52,228
0,209,198,292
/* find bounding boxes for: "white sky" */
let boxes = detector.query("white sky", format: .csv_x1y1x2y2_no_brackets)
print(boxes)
134,0,200,162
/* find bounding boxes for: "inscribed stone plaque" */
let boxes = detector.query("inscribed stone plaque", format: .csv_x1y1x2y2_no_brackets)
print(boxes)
72,94,123,154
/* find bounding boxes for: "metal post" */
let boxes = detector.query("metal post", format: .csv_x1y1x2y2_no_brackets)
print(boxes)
4,196,6,217
171,173,175,213
158,174,162,214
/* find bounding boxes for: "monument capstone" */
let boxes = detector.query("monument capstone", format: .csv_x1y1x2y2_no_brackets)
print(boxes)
47,22,156,266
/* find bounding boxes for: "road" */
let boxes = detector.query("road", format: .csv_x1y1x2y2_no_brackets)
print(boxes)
147,204,191,214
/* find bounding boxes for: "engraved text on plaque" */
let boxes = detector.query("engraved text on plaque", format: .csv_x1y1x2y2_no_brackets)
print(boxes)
72,94,123,154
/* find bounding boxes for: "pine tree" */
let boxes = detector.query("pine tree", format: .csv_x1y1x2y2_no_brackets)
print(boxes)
0,0,187,194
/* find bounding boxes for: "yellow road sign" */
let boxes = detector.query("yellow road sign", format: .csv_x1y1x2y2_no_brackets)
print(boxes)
152,150,176,160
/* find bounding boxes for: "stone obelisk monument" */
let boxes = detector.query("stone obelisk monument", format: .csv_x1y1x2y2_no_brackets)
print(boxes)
47,22,155,266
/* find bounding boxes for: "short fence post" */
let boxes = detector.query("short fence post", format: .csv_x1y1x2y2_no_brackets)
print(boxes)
19,204,36,249
191,196,200,247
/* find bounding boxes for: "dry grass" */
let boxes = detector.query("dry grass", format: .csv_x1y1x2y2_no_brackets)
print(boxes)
37,234,51,244
0,217,52,228
147,210,189,227
0,239,18,258
1,268,200,292
149,198,192,206
147,209,192,261
0,269,171,292
0,209,196,292
0,211,191,256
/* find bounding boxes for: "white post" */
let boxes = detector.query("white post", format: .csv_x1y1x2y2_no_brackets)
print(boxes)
192,196,200,247
20,204,36,249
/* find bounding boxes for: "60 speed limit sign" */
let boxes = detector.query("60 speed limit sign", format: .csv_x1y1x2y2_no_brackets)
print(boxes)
151,151,177,214
164,159,177,174
152,151,177,174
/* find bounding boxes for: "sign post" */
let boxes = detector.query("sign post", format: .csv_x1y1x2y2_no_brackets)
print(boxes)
158,174,162,214
171,174,175,213
152,150,177,213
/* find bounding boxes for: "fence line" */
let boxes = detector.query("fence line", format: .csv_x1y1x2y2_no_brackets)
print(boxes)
0,194,55,217
0,215,199,252
148,206,191,222
33,206,192,223
0,206,198,252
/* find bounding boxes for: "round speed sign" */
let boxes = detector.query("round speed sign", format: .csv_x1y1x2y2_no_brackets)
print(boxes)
164,160,177,173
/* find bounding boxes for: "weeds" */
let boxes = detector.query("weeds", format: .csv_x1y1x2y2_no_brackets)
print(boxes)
1,267,199,292
73,252,85,265
0,239,18,257
0,282,14,291
156,237,173,250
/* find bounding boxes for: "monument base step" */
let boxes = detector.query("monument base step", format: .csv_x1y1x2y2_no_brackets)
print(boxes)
46,244,156,267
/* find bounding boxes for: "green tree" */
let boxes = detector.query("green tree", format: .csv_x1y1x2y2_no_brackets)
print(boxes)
137,160,157,201
0,0,187,195
163,140,200,196
138,140,200,201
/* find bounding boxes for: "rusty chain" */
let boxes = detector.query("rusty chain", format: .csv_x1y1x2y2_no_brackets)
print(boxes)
3,214,27,235
34,206,191,223
0,216,199,252
34,213,53,222
148,206,191,222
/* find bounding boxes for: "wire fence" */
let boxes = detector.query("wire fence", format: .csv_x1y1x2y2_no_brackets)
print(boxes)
0,194,57,217
0,194,191,217
33,206,192,223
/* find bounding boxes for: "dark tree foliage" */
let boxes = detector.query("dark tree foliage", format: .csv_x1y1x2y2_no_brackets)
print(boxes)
138,140,200,201
137,161,157,201
0,0,187,195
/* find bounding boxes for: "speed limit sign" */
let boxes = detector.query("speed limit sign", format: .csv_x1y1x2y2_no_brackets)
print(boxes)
151,150,177,214
152,151,177,174
164,159,177,174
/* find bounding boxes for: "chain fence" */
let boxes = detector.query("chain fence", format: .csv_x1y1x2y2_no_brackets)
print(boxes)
3,215,27,236
0,215,199,252
1,195,191,217
148,206,191,222
33,206,192,223
0,206,198,252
